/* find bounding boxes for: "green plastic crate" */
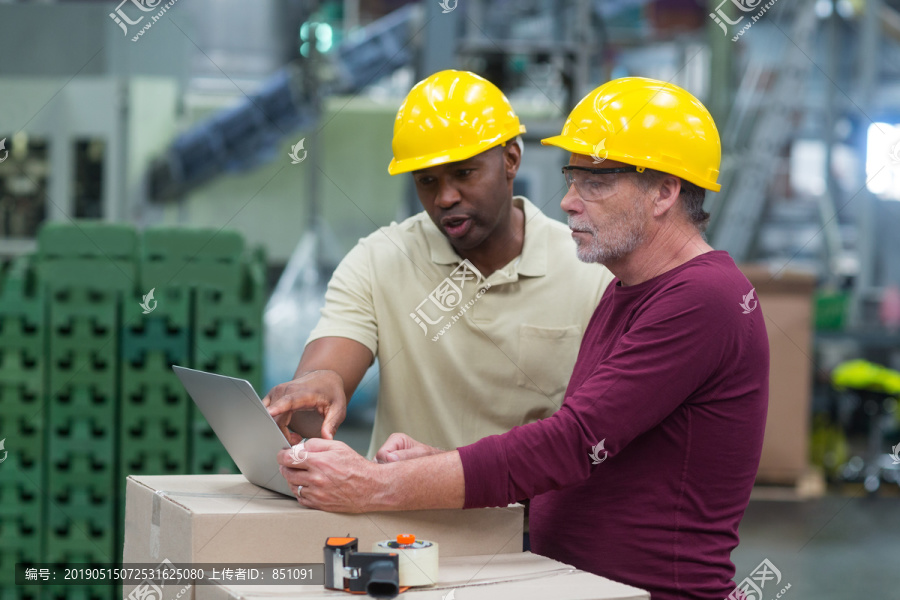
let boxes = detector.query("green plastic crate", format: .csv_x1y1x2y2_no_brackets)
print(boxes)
142,228,244,291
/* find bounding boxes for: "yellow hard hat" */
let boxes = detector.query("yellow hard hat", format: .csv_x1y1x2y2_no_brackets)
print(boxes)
541,77,722,192
388,70,526,175
832,359,900,395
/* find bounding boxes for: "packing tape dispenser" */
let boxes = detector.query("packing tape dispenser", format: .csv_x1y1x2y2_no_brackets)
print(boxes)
372,534,439,587
324,534,439,597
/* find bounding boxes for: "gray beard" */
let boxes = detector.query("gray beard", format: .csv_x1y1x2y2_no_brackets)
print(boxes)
569,211,646,265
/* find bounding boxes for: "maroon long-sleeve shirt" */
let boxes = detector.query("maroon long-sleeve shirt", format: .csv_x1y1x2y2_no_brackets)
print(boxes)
458,251,769,600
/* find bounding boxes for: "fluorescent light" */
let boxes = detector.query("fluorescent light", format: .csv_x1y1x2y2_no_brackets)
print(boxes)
866,122,900,201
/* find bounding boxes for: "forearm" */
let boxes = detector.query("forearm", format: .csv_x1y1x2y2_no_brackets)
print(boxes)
374,450,465,511
294,337,374,400
453,408,596,509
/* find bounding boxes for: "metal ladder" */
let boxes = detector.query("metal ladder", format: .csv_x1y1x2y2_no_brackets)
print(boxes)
710,0,827,264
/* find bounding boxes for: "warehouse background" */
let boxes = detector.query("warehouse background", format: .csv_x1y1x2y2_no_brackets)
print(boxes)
0,0,899,598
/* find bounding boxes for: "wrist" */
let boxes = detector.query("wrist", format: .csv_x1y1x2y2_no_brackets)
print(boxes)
296,368,341,384
371,461,403,511
295,369,348,403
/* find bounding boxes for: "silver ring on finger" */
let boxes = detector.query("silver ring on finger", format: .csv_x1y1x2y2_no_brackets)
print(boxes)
296,485,303,498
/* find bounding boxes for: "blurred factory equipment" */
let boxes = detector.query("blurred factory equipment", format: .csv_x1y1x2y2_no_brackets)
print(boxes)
0,76,163,256
831,359,900,493
710,0,825,266
147,3,418,201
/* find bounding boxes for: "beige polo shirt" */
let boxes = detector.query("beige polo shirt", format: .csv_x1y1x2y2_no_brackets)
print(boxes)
307,196,615,456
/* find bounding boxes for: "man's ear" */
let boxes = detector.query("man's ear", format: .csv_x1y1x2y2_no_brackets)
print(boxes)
504,142,521,181
653,175,682,218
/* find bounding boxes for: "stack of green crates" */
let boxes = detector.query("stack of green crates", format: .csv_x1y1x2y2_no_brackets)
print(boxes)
0,222,265,600
38,223,137,600
0,258,45,600
118,234,194,498
141,227,264,474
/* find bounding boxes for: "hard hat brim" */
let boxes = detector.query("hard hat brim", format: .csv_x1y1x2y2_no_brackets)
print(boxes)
541,135,722,193
389,126,526,175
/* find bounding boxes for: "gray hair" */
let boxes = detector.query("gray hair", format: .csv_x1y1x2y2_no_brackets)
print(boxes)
633,168,710,233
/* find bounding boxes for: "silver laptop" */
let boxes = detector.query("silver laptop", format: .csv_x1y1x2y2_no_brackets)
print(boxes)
172,365,307,497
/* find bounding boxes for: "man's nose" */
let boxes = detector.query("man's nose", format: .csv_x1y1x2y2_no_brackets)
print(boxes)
560,183,582,215
434,179,462,209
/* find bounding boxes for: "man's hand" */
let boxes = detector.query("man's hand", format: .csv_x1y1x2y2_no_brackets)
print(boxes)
375,433,443,463
277,439,386,513
278,439,466,512
263,370,346,441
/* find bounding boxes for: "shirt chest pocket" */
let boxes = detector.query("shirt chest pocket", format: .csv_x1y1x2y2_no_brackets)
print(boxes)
515,324,582,397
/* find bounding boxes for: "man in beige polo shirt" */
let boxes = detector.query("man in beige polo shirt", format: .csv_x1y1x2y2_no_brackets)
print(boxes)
264,70,613,456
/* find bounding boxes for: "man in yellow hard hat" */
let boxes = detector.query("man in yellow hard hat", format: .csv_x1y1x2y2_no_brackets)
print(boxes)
277,77,770,600
264,70,613,458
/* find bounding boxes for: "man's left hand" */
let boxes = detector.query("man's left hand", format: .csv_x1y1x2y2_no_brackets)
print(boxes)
277,439,385,513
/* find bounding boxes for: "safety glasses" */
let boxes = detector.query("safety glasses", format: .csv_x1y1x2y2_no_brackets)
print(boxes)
561,165,644,201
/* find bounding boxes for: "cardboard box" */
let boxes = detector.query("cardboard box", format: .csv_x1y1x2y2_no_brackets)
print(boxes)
740,265,816,484
194,552,649,600
123,475,524,598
